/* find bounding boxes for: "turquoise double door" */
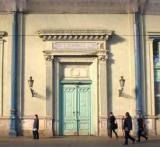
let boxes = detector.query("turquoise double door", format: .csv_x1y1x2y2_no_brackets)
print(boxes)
60,83,91,135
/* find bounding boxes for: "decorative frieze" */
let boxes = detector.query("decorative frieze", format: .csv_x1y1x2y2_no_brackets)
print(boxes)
40,30,112,63
53,42,98,50
38,30,112,41
62,64,90,79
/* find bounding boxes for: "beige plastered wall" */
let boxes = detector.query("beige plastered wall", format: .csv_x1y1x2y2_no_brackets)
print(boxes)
1,13,160,136
24,14,136,118
0,14,12,117
0,14,12,135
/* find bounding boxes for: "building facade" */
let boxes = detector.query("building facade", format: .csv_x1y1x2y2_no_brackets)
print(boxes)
0,0,160,136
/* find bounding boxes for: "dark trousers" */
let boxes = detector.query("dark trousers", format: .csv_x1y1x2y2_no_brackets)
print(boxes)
124,130,135,144
138,129,147,141
109,127,118,138
33,130,39,139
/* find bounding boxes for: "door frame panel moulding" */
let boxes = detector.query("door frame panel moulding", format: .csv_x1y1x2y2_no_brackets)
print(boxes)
147,32,160,116
56,57,96,136
39,30,113,136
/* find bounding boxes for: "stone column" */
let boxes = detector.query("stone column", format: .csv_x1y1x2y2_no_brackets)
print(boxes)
97,43,108,136
9,11,19,136
45,55,54,136
134,12,143,115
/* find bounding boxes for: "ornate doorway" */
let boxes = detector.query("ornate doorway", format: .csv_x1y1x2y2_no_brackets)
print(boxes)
39,30,112,136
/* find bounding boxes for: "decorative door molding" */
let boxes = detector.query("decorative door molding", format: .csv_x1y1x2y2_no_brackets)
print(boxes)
38,30,113,136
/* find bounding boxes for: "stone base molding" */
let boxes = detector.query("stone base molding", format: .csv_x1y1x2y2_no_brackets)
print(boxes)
0,115,159,137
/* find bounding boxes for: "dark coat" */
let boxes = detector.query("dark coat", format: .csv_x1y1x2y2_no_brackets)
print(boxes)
110,115,116,124
123,116,132,131
33,118,39,130
137,118,144,130
109,115,116,129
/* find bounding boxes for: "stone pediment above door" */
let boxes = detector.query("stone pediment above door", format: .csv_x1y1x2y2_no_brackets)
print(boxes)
38,30,113,60
38,30,112,41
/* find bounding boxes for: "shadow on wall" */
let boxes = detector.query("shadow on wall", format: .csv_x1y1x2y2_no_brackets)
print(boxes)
106,32,126,136
33,93,46,99
119,92,135,99
107,32,126,111
109,32,126,45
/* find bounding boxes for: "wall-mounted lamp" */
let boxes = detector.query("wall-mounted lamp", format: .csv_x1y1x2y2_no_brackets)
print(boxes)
28,76,36,97
119,76,125,97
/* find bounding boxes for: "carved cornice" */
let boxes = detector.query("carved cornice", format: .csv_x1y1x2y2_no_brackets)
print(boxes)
0,31,7,39
38,30,113,41
148,32,160,40
1,0,160,15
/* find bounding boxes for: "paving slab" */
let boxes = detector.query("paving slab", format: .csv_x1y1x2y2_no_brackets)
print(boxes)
0,136,159,147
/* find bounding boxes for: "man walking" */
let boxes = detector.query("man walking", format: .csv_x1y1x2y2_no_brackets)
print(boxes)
123,112,135,145
33,114,39,139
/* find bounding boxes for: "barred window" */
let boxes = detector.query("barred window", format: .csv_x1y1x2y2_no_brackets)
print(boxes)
153,40,160,115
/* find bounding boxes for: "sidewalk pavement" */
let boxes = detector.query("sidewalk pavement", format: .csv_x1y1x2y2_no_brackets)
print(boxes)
0,136,159,147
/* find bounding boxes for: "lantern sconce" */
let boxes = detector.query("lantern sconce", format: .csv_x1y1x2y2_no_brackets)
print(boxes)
119,76,125,97
28,76,36,97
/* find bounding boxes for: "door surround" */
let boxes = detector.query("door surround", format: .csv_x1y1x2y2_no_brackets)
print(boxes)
39,30,113,136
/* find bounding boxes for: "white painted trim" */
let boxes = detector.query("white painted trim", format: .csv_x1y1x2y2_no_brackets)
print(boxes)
0,39,4,116
147,32,160,115
146,39,155,115
54,57,98,135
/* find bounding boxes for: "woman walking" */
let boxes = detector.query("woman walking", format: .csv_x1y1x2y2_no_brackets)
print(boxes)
109,112,118,138
137,114,148,142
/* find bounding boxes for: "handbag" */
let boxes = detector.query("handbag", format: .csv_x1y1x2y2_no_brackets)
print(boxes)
114,122,118,129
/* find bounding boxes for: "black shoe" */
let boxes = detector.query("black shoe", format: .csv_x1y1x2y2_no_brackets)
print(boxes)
136,140,140,143
146,137,148,141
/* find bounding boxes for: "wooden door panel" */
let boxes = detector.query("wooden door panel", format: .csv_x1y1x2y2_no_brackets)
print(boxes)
77,85,90,135
62,85,77,135
61,83,91,135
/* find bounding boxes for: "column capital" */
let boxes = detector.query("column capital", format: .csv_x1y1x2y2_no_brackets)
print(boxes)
97,50,109,61
97,54,108,61
44,55,54,61
0,31,7,40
